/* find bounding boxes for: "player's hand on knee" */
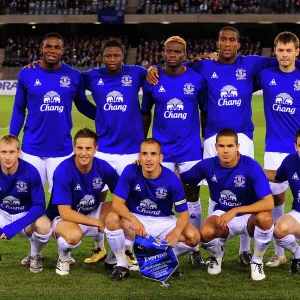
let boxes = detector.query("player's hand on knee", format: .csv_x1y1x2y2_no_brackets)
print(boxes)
131,217,147,237
216,210,237,229
146,66,159,85
97,220,105,233
23,60,41,69
165,228,180,246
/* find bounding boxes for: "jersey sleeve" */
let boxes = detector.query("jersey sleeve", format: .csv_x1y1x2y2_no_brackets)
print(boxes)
2,167,46,240
135,65,147,86
141,81,154,112
191,60,202,74
275,156,289,182
73,72,96,120
180,161,206,186
197,75,206,111
252,56,278,75
51,166,73,206
102,161,120,193
10,70,27,137
171,175,188,213
251,160,272,199
113,165,134,201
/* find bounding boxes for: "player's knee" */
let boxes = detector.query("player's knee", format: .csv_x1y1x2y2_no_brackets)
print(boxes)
34,216,52,235
255,212,273,230
274,219,290,238
200,224,216,242
184,228,200,247
105,212,121,230
64,230,83,245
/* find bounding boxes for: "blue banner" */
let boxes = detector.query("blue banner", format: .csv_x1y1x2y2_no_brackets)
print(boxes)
98,9,125,24
133,235,178,283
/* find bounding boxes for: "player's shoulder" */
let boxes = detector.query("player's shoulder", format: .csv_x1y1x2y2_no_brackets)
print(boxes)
18,158,40,176
54,155,75,174
93,157,114,171
122,163,139,175
185,67,204,80
240,154,261,169
283,153,299,165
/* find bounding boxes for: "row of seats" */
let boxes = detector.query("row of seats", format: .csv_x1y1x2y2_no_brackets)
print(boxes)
2,0,127,15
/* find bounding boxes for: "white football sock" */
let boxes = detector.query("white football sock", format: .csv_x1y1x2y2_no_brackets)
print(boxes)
93,233,105,251
187,199,202,229
174,242,196,257
272,204,285,256
105,228,127,268
201,238,223,257
239,234,251,255
252,225,274,264
57,236,81,259
125,239,133,251
276,234,300,259
208,197,216,216
30,230,52,256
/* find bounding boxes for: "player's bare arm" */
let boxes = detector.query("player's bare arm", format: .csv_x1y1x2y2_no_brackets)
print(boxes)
112,195,147,237
263,169,279,183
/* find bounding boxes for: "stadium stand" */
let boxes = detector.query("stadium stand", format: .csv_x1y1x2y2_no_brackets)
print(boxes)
135,36,262,67
2,36,128,69
0,0,128,15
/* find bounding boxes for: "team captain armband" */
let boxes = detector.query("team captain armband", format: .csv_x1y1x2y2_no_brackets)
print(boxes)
174,199,187,206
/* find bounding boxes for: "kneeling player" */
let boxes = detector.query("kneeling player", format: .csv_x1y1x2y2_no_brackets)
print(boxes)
0,135,51,273
47,128,126,275
105,138,200,281
264,129,300,275
180,128,274,280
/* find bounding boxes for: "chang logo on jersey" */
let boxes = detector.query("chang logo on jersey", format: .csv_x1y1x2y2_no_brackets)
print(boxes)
155,187,167,199
236,69,246,80
219,190,241,207
294,80,300,91
164,98,187,120
1,195,25,211
16,180,27,192
60,76,70,87
104,91,127,112
92,177,103,189
40,91,64,113
121,75,132,86
234,175,245,187
273,93,295,115
137,199,160,215
183,83,194,95
77,194,97,212
218,85,241,107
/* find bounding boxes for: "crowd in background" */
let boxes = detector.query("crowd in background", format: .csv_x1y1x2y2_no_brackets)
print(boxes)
2,36,128,67
136,37,262,68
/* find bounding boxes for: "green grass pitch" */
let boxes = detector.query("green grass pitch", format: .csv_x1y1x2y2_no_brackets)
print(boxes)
0,95,297,300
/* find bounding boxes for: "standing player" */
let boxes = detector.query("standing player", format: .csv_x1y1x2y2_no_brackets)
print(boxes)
181,129,274,281
104,138,200,281
255,31,300,267
141,36,206,266
46,128,128,275
264,130,300,275
146,27,281,265
9,32,96,192
0,134,51,273
9,32,96,265
82,39,147,266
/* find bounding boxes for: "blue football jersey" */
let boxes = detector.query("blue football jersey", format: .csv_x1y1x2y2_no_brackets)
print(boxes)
275,154,300,212
192,55,277,140
47,155,119,218
0,159,45,214
83,64,147,154
181,154,272,212
114,164,187,217
10,63,92,157
256,67,300,153
0,159,46,239
142,68,205,162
